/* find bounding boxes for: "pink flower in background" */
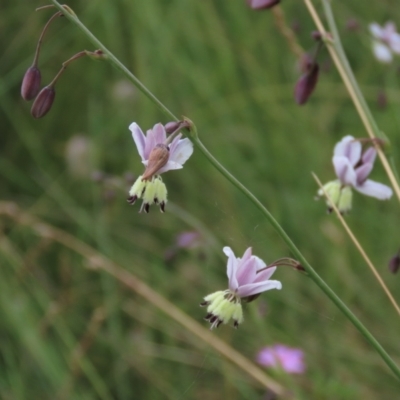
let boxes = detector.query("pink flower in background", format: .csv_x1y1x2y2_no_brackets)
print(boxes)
257,344,305,374
369,22,400,63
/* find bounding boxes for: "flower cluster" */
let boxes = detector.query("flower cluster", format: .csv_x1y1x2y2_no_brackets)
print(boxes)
369,22,400,63
200,247,282,329
127,122,193,212
318,136,392,213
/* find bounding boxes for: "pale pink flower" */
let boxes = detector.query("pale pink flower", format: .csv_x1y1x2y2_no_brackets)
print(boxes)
201,247,282,329
318,136,392,213
257,344,305,374
369,22,400,63
129,122,193,174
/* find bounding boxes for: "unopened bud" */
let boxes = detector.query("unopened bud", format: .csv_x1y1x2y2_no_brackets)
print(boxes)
21,66,41,101
247,0,280,9
31,86,55,118
294,63,319,105
388,253,400,274
311,31,322,41
142,144,169,181
165,121,181,134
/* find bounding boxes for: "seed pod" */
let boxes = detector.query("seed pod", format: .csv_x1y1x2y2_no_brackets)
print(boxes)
247,0,280,9
21,66,41,101
31,86,55,118
294,63,319,105
142,144,169,181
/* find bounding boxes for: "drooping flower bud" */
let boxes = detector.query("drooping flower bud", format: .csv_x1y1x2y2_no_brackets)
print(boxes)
142,144,169,181
388,252,400,274
294,62,319,105
311,31,322,42
247,0,280,9
21,66,41,101
164,121,181,134
31,85,55,118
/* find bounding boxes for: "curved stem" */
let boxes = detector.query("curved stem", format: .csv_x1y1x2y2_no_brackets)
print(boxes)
48,0,400,380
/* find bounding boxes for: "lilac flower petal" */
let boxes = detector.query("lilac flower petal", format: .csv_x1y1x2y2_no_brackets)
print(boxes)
373,42,393,63
362,147,377,164
253,255,267,272
223,247,239,291
157,160,183,174
253,266,277,283
333,136,361,166
236,258,257,286
355,162,373,184
390,33,400,53
144,128,157,159
168,138,194,166
370,23,384,39
355,180,393,199
241,247,253,262
333,156,357,186
237,280,282,298
129,123,146,161
152,123,167,144
248,0,280,9
168,133,183,156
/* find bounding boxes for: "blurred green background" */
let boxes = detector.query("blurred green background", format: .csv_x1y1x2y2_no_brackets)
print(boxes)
1,0,400,399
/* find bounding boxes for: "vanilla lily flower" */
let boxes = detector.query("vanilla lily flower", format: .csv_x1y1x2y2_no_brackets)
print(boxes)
201,247,282,329
318,135,392,213
127,122,193,213
369,22,400,63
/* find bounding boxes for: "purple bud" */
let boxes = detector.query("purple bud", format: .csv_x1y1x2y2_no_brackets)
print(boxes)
388,254,400,274
294,63,319,105
165,121,181,134
247,0,280,10
21,66,41,101
311,31,322,41
31,86,55,118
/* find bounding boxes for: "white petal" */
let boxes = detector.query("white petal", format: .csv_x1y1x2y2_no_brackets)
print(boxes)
333,156,357,186
333,136,361,166
254,266,276,283
152,123,167,144
157,161,183,174
355,180,393,199
169,138,193,166
389,33,400,54
237,280,282,298
253,255,266,272
129,122,146,161
223,247,239,291
372,42,393,63
369,23,384,39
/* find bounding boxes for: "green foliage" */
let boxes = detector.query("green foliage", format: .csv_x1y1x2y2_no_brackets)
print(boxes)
1,0,400,398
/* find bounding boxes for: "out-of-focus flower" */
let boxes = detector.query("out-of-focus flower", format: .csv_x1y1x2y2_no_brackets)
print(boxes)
256,344,305,374
369,22,400,63
200,247,282,329
127,122,193,213
317,136,392,213
176,231,201,249
247,0,280,9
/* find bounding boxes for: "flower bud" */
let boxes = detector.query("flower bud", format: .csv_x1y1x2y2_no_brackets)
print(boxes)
247,0,280,9
294,62,319,105
142,144,169,181
21,66,41,101
31,86,55,118
388,253,400,274
164,121,181,134
311,31,322,41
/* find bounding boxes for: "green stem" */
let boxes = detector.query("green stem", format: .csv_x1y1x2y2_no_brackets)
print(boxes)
49,0,400,380
49,0,177,122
